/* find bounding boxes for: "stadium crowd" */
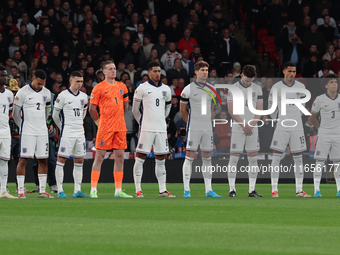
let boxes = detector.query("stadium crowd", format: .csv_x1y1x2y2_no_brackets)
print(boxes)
1,0,339,160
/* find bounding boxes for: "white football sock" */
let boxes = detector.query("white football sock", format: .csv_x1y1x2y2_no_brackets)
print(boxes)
38,174,47,193
202,157,212,193
133,157,145,193
182,156,193,191
0,159,8,194
293,155,304,193
314,160,324,192
271,153,282,192
333,161,340,192
248,156,259,193
17,175,25,194
155,159,166,193
228,155,239,192
73,163,83,193
55,162,64,193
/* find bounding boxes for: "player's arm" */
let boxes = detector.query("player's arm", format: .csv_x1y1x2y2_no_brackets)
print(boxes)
228,100,252,135
165,89,172,118
180,86,189,123
124,100,129,114
89,103,100,126
45,94,51,120
180,101,188,123
248,91,263,128
132,99,141,122
83,104,88,119
52,108,62,129
13,90,24,127
310,98,320,130
310,112,319,130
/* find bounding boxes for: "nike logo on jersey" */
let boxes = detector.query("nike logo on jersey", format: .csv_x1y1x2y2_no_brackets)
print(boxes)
105,91,110,94
29,97,33,100
325,105,329,107
68,102,72,104
148,92,152,94
194,94,198,96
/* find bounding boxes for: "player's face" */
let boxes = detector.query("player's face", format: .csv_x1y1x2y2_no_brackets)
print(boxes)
325,79,338,93
195,67,209,80
283,66,296,81
103,63,116,79
241,74,254,87
0,70,7,86
32,77,46,91
70,76,84,91
148,67,161,82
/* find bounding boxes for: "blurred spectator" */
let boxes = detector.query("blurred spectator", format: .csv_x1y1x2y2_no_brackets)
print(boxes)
289,0,309,18
78,10,99,34
174,78,185,96
126,13,139,32
8,34,20,58
275,17,299,49
18,42,31,68
282,34,304,73
207,67,218,85
145,15,161,43
139,8,151,26
142,34,154,60
329,48,340,73
169,95,179,121
2,14,18,40
124,63,137,86
323,44,336,61
298,15,311,39
315,0,333,18
177,29,198,56
303,22,326,54
232,62,241,78
35,26,56,54
132,22,145,45
317,9,337,28
181,49,194,76
114,31,131,63
48,45,62,70
213,10,227,32
265,0,284,35
37,55,51,76
166,58,188,85
18,23,34,52
189,45,202,64
57,1,78,25
107,27,122,57
201,20,219,58
12,50,27,78
151,33,167,59
302,52,322,77
124,41,146,69
161,42,182,71
0,33,9,65
34,41,49,59
262,78,274,110
82,24,95,48
317,15,335,43
16,12,36,36
135,73,149,88
57,57,72,84
318,60,334,77
92,69,104,87
64,26,87,64
165,14,183,43
216,28,240,74
9,66,24,85
5,57,13,74
301,44,319,72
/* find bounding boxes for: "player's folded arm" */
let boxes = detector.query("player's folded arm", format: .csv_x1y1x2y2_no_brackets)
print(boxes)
132,98,142,122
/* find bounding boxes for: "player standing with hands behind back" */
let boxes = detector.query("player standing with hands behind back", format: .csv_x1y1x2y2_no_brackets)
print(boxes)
13,70,52,199
52,71,89,198
132,61,175,198
89,60,132,198
0,66,17,199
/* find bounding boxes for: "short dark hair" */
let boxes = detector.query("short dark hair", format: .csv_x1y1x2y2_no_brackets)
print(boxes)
310,52,319,58
321,73,339,90
242,65,256,78
34,69,47,80
283,61,296,69
147,61,160,71
194,61,209,71
70,71,83,78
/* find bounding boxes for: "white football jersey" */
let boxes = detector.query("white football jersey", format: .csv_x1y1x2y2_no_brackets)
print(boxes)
54,89,88,138
311,93,340,137
14,84,51,136
227,81,263,133
0,88,13,138
134,80,171,132
268,80,306,131
180,81,215,132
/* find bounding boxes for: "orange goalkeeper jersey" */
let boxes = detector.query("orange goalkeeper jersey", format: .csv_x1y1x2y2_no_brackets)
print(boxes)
90,80,128,132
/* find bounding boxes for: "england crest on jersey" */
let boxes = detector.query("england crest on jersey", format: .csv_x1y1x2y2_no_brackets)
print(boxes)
163,91,167,97
119,89,124,95
42,96,47,102
80,99,84,106
252,92,255,98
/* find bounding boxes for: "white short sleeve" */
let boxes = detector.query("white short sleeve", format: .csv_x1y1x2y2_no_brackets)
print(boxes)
311,97,321,114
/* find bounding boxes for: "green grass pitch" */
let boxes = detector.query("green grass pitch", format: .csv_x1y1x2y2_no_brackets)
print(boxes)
1,183,340,255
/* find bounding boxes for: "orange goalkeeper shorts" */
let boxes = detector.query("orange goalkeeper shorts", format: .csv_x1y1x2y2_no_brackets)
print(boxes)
95,131,127,150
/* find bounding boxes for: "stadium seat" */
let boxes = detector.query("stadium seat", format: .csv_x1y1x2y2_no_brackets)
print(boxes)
266,43,276,68
257,29,268,45
261,36,275,59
